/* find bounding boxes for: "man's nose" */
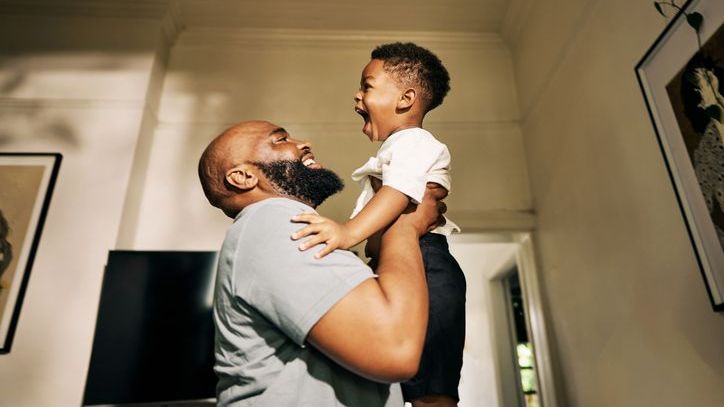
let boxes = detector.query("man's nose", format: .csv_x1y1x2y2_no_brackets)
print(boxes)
295,139,311,151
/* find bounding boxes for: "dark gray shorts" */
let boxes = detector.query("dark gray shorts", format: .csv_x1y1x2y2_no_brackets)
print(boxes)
401,233,466,402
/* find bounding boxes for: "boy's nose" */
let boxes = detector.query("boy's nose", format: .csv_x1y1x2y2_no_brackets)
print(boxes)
353,90,362,103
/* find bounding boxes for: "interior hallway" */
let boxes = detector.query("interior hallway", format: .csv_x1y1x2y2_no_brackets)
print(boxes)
1,1,723,406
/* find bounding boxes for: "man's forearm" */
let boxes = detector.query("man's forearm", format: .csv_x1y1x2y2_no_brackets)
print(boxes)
374,222,428,364
305,222,429,383
306,186,441,383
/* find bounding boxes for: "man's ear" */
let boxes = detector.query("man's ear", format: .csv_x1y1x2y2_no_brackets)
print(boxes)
225,164,258,191
397,88,417,110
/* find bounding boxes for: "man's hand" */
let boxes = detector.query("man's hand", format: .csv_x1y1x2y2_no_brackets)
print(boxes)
364,183,447,259
291,214,355,258
400,182,449,236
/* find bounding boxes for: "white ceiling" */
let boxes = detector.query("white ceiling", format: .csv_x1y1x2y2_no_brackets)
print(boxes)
178,0,512,33
0,0,523,35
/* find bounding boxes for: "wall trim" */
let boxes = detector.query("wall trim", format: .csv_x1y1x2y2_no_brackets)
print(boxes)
154,120,521,133
0,97,145,110
175,27,505,50
452,210,536,232
516,233,560,407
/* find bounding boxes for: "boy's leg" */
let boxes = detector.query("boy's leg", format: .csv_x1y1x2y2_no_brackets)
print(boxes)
412,395,458,407
402,233,466,406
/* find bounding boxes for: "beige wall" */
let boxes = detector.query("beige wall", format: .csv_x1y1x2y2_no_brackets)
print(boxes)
4,1,723,406
509,0,724,405
0,15,169,407
129,29,533,250
0,11,532,407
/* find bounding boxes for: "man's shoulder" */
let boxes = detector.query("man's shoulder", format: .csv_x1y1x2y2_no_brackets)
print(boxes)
238,198,313,222
229,198,312,243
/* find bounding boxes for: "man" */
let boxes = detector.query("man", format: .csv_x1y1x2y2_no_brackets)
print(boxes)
198,120,447,406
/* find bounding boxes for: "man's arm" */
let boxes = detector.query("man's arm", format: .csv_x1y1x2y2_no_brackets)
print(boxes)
306,184,447,383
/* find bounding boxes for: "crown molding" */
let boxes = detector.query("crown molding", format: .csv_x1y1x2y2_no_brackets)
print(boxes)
160,0,185,46
425,120,521,134
154,120,521,137
0,0,170,20
176,27,505,50
449,209,536,232
500,0,534,48
0,97,145,110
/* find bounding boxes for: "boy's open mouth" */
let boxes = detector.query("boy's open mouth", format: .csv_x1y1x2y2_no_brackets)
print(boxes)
354,107,369,121
355,107,372,136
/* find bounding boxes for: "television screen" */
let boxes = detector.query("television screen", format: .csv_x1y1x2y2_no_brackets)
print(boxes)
83,250,218,406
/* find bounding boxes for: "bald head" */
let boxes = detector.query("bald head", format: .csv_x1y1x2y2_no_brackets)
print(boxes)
199,121,273,215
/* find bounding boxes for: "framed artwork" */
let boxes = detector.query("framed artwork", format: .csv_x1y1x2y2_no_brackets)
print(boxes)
0,153,61,353
636,0,724,311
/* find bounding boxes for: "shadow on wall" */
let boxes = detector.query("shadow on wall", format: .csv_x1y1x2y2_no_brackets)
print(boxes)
0,68,81,149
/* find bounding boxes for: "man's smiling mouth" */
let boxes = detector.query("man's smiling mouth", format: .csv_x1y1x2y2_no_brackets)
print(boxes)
302,154,321,169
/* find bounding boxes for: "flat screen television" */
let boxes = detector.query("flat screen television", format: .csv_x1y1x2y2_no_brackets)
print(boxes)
83,250,218,406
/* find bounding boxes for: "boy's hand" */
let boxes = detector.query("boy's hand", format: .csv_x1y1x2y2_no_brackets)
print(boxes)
291,213,354,258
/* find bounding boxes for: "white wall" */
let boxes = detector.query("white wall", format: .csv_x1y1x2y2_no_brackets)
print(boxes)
0,15,169,407
509,0,724,405
130,29,533,250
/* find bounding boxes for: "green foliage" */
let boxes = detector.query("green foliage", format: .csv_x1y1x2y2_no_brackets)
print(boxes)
516,343,534,368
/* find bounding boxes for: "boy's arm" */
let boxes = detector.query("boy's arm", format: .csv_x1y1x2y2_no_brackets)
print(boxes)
306,184,447,383
292,186,408,258
348,186,409,243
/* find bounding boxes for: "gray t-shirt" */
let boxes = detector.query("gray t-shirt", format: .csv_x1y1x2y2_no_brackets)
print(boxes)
214,197,403,406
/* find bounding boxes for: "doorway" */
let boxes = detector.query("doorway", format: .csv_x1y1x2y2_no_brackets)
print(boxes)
449,233,557,407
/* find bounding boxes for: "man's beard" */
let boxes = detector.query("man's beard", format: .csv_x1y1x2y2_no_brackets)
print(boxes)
253,160,344,208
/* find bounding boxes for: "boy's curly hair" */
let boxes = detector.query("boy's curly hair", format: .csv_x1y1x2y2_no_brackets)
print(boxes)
371,42,450,112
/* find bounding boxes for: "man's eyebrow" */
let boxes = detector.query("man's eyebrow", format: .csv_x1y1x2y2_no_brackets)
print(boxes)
269,127,287,136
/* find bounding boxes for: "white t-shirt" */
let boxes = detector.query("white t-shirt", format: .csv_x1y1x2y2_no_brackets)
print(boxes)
350,127,460,235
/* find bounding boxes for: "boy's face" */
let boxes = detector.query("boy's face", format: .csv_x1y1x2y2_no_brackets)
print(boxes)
354,59,403,142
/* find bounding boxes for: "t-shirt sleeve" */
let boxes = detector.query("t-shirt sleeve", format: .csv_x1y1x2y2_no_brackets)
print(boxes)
233,202,374,346
382,135,449,203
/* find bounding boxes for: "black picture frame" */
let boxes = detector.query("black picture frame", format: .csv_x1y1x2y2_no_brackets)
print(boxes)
0,153,62,352
635,0,724,311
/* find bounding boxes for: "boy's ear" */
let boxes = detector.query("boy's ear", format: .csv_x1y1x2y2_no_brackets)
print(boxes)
225,164,258,191
397,88,417,110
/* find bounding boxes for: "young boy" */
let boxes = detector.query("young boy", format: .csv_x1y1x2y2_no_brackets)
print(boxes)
292,42,466,407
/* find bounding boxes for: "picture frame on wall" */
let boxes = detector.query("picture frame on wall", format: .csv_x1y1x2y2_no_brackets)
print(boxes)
0,153,62,353
636,0,724,311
